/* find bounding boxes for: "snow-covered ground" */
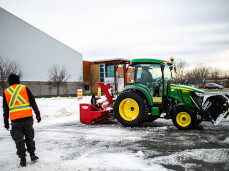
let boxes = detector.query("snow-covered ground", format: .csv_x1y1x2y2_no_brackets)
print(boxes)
0,92,229,170
0,96,164,170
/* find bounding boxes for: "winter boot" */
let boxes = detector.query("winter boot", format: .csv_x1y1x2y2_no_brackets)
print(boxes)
20,158,26,167
30,154,39,161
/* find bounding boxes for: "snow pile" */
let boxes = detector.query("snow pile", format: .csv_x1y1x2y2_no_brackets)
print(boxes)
35,96,108,125
39,96,92,120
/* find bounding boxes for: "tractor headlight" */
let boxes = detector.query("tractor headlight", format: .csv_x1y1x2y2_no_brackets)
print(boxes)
190,91,204,106
194,92,204,97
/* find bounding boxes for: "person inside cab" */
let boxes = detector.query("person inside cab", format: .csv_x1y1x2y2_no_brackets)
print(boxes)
139,66,153,86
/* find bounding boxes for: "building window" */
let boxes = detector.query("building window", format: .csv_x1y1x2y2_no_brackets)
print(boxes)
116,71,118,77
85,85,89,91
120,72,122,77
100,65,105,82
128,73,130,77
105,65,114,77
100,67,104,73
132,73,134,78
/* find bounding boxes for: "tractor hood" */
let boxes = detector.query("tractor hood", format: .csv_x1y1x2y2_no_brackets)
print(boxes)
169,84,204,93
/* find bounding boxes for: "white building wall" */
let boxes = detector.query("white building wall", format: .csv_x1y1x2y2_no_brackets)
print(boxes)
0,7,82,82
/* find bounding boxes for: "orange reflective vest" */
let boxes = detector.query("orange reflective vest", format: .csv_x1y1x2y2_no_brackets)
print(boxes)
4,84,33,121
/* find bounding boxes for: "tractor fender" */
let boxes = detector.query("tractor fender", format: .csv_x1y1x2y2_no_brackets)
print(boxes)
169,103,198,117
124,87,153,106
169,103,184,116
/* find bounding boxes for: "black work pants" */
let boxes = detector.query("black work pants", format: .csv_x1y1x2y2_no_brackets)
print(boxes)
10,118,36,158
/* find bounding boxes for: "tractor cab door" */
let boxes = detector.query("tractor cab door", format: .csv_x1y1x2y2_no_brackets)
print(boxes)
163,64,172,96
135,64,163,102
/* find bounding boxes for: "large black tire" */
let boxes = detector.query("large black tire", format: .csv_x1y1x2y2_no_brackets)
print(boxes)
172,107,197,130
114,92,149,127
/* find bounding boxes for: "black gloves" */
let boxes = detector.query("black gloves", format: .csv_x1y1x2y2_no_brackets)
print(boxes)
4,123,9,131
36,115,41,123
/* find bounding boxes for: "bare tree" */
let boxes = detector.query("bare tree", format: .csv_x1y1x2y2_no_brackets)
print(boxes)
174,59,187,84
185,64,210,81
192,65,210,80
48,64,71,96
223,69,229,79
209,68,221,80
0,56,22,94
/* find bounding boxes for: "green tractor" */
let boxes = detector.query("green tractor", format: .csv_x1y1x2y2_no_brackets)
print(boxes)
114,58,229,130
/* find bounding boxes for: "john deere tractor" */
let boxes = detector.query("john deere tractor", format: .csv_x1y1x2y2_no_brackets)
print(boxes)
114,58,229,130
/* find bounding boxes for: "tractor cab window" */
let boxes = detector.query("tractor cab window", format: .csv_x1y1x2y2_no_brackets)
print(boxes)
163,65,172,95
164,65,171,84
135,64,162,96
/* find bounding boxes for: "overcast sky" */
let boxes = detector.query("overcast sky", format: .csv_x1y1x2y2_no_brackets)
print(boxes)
0,0,229,69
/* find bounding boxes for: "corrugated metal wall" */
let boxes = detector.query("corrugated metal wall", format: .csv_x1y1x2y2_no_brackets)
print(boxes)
0,7,82,82
0,8,83,96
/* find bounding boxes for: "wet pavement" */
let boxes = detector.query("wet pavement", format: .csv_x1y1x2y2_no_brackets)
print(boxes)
42,115,229,171
41,89,229,171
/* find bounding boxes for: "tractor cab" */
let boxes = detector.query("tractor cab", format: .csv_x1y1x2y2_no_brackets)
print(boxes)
131,59,173,103
134,62,172,97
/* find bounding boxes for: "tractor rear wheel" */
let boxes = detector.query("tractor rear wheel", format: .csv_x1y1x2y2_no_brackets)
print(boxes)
114,92,149,127
172,108,196,130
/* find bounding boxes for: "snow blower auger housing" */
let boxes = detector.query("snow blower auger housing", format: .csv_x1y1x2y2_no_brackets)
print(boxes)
113,58,229,130
80,83,115,124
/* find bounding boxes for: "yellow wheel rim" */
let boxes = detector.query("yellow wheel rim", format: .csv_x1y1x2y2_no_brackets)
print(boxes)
119,98,139,121
176,112,191,127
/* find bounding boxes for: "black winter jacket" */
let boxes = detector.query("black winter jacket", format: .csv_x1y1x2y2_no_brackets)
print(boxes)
3,86,40,126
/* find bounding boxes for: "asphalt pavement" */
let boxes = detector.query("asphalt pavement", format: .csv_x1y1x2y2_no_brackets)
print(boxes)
37,89,229,170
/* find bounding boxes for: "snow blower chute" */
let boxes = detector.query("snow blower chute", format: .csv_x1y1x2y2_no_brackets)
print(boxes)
80,83,114,124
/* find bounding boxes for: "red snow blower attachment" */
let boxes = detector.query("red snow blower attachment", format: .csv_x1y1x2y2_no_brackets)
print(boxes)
80,83,115,124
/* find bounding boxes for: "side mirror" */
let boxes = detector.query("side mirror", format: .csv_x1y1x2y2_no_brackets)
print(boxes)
169,65,173,71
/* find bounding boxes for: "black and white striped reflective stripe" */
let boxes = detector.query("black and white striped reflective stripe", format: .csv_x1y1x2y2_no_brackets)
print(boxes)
9,85,23,107
9,105,31,112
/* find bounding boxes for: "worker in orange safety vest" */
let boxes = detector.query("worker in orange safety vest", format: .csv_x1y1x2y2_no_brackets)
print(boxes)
3,74,41,167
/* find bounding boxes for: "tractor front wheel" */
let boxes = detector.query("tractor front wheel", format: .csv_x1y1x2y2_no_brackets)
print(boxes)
172,108,196,130
114,92,148,127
